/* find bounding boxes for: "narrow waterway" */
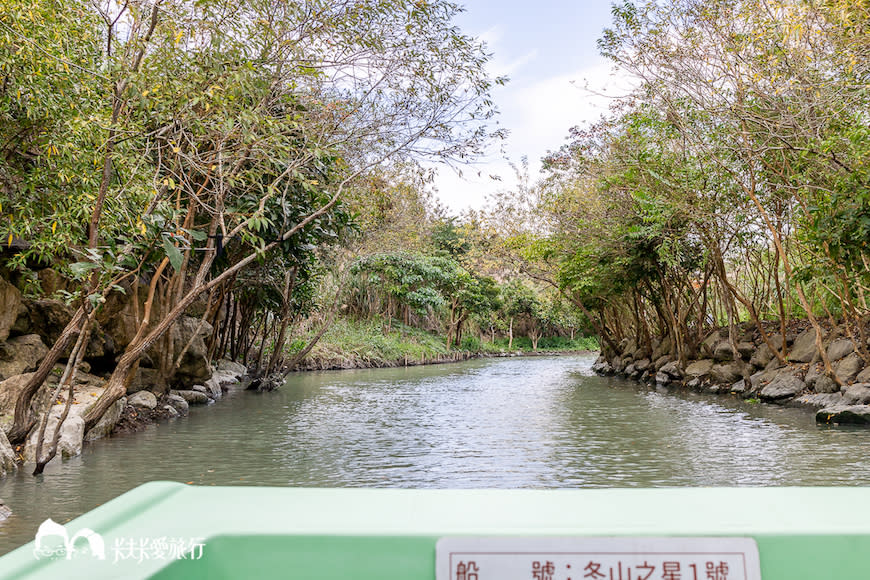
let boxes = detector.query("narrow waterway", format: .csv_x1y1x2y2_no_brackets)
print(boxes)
2,353,870,554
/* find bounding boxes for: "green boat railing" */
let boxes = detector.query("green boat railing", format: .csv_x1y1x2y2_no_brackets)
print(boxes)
0,482,867,579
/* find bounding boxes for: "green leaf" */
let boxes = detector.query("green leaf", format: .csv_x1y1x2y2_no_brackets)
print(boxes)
69,261,99,277
162,235,183,271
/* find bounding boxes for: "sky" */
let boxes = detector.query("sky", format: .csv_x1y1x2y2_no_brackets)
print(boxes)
432,1,632,213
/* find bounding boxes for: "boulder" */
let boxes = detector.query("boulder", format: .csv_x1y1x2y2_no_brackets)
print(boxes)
814,375,839,394
816,405,870,425
128,367,166,395
172,389,209,405
842,384,870,406
192,384,208,394
128,390,157,410
827,339,855,362
164,394,189,416
804,363,822,388
788,328,820,363
759,372,805,402
651,337,671,361
655,371,671,386
687,378,701,390
0,277,22,343
653,355,670,370
24,414,85,463
634,358,651,372
792,393,844,409
0,334,48,381
172,317,213,387
749,344,774,369
712,341,735,362
685,359,714,378
835,353,864,384
711,361,747,384
163,404,179,418
701,331,721,357
0,372,54,433
737,341,756,359
84,397,126,441
624,363,637,376
769,334,786,351
0,428,17,477
37,268,71,297
857,367,870,384
730,378,753,396
23,299,74,347
660,361,682,379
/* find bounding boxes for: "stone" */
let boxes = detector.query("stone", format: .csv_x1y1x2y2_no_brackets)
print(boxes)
624,363,637,376
192,384,208,394
805,363,822,388
685,359,714,378
769,334,786,351
857,367,870,384
172,389,209,405
634,358,651,372
632,346,650,361
0,372,52,433
128,390,157,410
737,342,756,359
24,414,85,463
712,341,735,362
0,277,22,343
835,353,864,384
842,384,870,405
128,367,166,395
759,372,805,401
827,339,855,362
0,334,48,381
701,331,721,357
163,405,179,418
730,378,752,395
711,361,746,384
651,337,671,362
749,344,774,369
814,375,839,394
687,378,701,389
171,317,213,387
660,361,682,379
37,268,70,297
788,328,820,363
655,371,671,386
653,355,671,370
816,405,870,425
0,427,17,477
164,394,189,416
84,397,126,441
792,393,843,409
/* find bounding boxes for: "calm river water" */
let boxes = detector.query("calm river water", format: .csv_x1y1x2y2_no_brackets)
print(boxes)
2,353,870,553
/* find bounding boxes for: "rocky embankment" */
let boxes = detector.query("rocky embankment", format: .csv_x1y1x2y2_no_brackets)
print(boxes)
592,322,870,425
0,269,249,478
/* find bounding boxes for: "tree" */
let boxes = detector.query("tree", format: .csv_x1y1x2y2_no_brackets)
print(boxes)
2,0,504,442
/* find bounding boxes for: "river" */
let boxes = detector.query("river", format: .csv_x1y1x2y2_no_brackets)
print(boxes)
2,353,870,554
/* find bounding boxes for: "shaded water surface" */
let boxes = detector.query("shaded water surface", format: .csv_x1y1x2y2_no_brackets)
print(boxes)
2,354,870,553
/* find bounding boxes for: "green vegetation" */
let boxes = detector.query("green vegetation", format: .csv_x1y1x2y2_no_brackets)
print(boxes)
479,0,870,386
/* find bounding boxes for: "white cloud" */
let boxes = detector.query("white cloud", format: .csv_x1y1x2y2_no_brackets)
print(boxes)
433,61,636,214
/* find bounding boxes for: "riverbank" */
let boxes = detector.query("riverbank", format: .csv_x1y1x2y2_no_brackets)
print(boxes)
592,321,870,426
289,317,598,371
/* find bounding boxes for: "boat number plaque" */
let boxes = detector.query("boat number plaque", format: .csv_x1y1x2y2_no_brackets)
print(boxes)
436,537,761,580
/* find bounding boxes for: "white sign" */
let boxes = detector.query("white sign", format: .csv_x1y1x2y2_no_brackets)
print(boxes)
436,537,761,580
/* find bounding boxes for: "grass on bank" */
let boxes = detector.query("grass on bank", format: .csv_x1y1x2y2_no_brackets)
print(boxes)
289,317,600,370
